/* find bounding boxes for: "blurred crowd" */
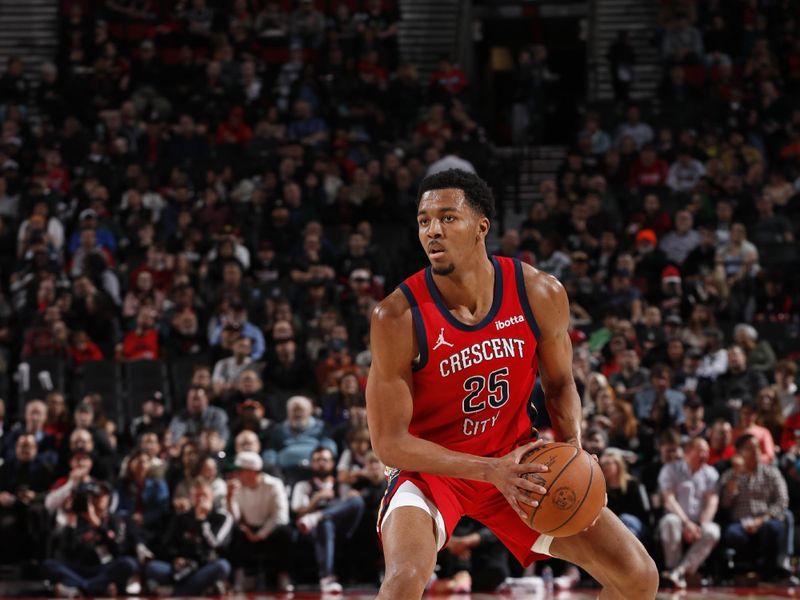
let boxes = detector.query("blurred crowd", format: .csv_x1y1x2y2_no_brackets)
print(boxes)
0,0,799,595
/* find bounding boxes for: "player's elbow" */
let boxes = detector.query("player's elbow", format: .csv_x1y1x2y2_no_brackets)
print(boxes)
371,434,404,468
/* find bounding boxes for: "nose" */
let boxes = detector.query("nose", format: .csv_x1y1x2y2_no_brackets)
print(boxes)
427,218,443,238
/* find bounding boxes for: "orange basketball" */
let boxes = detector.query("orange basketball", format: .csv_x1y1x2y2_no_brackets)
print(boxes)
519,442,606,538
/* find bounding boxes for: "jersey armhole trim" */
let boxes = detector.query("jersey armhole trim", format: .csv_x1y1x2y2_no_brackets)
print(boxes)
513,258,542,341
399,283,428,371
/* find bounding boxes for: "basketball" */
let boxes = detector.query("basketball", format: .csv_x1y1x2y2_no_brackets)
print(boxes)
519,442,606,538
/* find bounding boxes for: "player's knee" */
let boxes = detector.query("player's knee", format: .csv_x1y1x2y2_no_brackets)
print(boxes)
629,550,659,597
382,563,431,595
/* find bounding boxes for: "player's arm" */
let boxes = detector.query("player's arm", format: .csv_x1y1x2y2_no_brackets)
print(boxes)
523,266,582,448
366,290,548,519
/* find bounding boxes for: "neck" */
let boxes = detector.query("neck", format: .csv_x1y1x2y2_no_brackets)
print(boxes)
430,250,494,317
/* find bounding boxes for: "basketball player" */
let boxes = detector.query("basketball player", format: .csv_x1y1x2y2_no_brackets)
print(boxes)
367,170,658,599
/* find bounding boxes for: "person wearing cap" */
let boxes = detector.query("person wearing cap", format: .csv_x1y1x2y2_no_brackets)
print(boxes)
633,227,669,299
657,437,720,588
67,207,117,254
130,392,169,441
227,451,292,592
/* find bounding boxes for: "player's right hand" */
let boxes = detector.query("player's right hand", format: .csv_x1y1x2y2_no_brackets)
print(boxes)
487,440,550,522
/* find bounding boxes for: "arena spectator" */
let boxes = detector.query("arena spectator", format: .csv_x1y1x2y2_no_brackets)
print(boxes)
168,386,229,445
144,481,232,595
658,437,720,588
113,449,169,542
43,481,138,598
211,336,255,396
719,434,789,581
601,452,650,541
0,433,53,563
227,451,292,592
292,446,365,593
263,395,336,470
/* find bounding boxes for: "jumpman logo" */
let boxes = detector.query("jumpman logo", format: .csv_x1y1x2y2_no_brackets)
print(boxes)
433,328,454,350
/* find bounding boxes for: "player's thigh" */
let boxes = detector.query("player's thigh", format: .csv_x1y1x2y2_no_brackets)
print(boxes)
549,507,654,585
381,506,439,577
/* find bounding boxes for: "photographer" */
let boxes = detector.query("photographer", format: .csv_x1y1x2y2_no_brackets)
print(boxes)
143,481,232,595
43,481,138,597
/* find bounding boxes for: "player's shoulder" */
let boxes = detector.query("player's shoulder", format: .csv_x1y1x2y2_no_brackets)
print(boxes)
370,287,413,330
518,261,567,304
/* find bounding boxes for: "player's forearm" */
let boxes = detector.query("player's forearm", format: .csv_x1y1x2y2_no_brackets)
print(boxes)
373,432,497,483
544,387,582,447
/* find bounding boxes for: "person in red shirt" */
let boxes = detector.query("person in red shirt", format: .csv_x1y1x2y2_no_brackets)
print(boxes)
68,330,104,366
707,418,735,466
217,106,253,147
118,307,159,361
628,145,669,192
429,56,467,99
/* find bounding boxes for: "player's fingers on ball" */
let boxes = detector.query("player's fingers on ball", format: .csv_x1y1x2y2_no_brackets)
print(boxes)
516,491,538,509
513,461,549,474
517,440,544,459
508,496,527,521
515,477,547,496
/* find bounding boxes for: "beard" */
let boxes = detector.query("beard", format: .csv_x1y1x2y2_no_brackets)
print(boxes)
312,468,334,478
432,263,455,276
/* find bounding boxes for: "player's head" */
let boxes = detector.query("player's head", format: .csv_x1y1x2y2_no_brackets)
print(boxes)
416,169,495,276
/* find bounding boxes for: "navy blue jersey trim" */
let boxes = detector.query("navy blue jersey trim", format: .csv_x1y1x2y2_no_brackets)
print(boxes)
513,258,541,341
424,256,503,332
399,283,428,371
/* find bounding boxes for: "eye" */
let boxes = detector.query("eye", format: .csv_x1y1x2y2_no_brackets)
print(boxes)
443,215,455,223
418,218,429,227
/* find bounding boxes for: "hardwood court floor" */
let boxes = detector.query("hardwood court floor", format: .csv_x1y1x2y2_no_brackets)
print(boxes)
211,588,799,599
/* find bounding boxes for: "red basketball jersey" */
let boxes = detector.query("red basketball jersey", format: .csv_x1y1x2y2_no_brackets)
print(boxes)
398,256,541,458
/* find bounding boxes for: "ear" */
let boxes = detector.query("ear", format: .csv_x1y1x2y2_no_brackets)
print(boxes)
477,216,491,240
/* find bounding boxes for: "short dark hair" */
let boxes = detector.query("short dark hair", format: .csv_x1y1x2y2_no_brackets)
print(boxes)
734,433,756,451
417,169,495,220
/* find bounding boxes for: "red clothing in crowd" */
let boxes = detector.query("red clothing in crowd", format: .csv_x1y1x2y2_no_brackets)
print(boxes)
781,412,800,452
628,158,669,189
429,67,467,95
708,444,735,465
68,340,104,366
122,328,159,360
